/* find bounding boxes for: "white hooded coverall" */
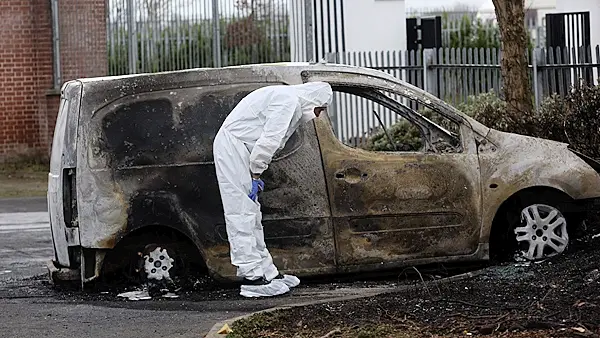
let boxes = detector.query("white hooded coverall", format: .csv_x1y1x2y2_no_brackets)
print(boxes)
213,82,333,281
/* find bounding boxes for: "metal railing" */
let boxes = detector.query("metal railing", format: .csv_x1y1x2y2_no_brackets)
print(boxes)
107,0,292,75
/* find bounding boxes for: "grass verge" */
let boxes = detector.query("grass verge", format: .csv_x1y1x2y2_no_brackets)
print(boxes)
0,162,48,198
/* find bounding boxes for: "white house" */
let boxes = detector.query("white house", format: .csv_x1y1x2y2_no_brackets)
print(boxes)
288,0,407,61
477,0,556,23
555,0,600,48
477,0,600,49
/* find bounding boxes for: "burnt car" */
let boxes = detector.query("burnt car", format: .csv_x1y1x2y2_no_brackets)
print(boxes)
47,63,600,287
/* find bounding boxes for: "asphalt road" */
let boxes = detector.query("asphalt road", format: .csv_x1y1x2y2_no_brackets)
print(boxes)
0,197,398,338
0,205,53,281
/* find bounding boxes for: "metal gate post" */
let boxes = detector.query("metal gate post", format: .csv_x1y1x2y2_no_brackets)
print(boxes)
304,0,314,62
423,48,435,93
127,0,138,74
51,0,61,88
212,0,222,68
532,48,540,111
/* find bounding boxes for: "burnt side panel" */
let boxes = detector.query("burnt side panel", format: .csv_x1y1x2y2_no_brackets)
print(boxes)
91,83,333,278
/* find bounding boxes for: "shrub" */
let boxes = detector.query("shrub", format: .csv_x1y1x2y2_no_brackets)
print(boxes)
535,94,569,143
455,86,600,159
555,85,600,158
456,91,539,136
364,119,423,152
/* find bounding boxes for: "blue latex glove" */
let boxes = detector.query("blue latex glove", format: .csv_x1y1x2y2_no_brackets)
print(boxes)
248,178,265,202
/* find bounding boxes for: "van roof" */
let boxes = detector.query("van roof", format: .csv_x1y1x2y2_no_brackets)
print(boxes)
69,62,489,136
70,62,386,112
76,62,355,84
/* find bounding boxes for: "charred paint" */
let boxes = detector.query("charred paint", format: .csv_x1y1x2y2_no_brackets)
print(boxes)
477,129,600,241
77,77,334,280
314,111,481,266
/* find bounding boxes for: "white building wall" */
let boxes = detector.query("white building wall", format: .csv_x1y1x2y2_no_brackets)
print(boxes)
343,0,406,52
555,0,600,48
288,0,407,61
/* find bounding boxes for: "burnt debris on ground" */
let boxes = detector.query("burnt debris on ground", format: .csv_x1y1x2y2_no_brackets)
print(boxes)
228,222,600,338
40,248,488,304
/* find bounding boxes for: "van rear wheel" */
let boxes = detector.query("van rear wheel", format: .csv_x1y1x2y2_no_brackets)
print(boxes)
136,243,180,296
102,226,204,291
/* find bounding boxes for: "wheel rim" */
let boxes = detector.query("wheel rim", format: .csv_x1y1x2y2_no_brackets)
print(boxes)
143,246,175,281
514,204,569,260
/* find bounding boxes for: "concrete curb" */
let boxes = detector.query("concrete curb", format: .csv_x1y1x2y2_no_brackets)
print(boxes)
203,268,487,337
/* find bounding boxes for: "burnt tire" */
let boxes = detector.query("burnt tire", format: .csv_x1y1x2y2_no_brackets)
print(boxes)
101,226,204,288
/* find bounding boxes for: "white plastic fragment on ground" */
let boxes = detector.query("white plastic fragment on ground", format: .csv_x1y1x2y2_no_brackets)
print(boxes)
161,292,179,298
117,290,152,301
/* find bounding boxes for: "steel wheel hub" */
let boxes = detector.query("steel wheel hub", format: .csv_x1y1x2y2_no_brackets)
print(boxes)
143,247,175,281
515,204,569,260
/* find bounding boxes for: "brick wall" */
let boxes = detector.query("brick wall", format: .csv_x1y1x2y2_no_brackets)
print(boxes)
0,0,51,159
0,0,107,162
59,0,108,82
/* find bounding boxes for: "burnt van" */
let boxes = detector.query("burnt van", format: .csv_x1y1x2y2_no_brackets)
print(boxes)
47,63,600,287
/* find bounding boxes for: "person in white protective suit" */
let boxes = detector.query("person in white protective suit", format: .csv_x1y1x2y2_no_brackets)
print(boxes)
213,82,333,298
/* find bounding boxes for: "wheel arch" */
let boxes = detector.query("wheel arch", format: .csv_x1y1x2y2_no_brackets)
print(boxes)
110,190,226,276
101,224,208,282
488,185,581,260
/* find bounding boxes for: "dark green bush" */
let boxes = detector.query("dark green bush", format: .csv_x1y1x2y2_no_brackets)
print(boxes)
364,119,423,152
456,92,538,136
535,94,569,143
556,85,600,158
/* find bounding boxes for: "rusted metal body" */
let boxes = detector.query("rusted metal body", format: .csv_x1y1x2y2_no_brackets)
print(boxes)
47,63,600,285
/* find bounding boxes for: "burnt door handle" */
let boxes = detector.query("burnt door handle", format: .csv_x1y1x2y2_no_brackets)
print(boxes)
335,168,367,183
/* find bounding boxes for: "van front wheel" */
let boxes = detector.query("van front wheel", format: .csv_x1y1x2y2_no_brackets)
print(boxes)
514,204,569,260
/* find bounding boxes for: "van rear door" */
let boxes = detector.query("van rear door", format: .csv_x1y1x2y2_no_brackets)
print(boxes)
48,81,82,267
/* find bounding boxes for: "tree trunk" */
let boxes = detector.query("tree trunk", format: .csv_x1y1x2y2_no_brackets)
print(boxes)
492,0,534,121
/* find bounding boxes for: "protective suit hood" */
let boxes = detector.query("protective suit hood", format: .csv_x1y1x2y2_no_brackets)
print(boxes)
293,82,333,123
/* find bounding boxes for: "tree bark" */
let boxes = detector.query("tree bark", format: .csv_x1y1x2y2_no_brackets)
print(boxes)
492,0,534,120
